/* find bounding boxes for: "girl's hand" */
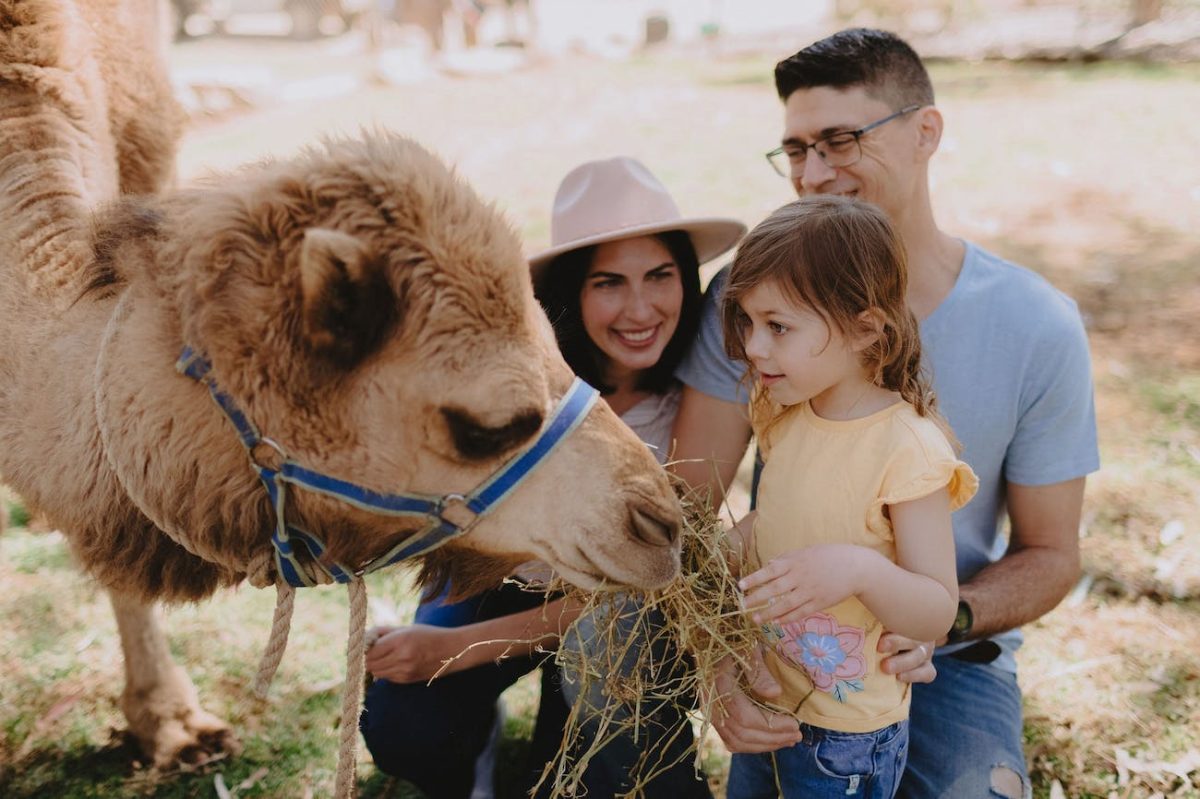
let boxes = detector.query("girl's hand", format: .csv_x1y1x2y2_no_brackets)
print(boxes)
739,544,871,625
365,624,473,683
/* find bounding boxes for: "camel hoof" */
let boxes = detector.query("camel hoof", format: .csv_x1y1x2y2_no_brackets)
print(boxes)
148,709,241,769
175,727,240,768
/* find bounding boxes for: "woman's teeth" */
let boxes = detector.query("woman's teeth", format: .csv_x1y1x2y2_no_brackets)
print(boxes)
617,328,655,343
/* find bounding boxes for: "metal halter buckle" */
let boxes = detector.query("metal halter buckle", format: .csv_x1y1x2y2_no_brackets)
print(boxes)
250,437,288,471
436,493,478,531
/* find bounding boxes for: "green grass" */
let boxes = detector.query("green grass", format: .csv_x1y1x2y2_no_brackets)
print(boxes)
0,521,546,798
3,44,1199,799
4,497,29,529
0,525,429,798
1143,375,1200,432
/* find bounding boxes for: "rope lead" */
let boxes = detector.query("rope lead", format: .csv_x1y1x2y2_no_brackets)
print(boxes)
251,575,369,799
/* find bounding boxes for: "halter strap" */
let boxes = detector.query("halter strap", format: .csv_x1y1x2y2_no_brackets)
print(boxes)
177,346,598,587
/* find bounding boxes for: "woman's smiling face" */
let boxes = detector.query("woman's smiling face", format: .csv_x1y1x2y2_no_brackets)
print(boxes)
579,235,684,385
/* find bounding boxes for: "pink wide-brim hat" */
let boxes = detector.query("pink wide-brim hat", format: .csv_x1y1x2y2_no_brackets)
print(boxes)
528,157,747,278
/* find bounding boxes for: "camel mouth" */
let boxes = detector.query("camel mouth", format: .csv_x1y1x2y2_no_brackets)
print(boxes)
571,539,679,592
527,536,678,592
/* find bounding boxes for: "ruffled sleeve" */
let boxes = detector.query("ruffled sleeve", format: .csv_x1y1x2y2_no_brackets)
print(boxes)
866,417,980,538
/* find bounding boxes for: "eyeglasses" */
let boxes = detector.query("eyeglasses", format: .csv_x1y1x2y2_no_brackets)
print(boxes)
765,104,923,178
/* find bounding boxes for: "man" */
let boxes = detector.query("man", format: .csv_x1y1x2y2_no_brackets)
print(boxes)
672,28,1099,798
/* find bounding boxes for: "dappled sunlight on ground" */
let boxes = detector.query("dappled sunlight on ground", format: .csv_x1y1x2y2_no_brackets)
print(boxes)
2,22,1198,797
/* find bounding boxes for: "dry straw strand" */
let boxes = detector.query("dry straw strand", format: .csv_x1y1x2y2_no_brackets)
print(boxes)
537,476,791,797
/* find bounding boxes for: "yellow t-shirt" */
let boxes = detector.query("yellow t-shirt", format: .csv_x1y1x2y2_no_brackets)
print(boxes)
751,400,978,733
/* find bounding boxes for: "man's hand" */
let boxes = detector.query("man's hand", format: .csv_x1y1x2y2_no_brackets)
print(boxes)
705,647,803,753
365,624,473,684
877,632,938,684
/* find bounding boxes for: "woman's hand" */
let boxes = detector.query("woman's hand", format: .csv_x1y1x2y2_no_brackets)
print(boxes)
739,544,872,625
365,624,474,684
704,647,803,753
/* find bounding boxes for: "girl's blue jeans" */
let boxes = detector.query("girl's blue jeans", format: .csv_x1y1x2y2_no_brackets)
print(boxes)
727,720,909,799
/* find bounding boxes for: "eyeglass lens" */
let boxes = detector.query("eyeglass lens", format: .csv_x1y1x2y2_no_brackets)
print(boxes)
771,133,860,176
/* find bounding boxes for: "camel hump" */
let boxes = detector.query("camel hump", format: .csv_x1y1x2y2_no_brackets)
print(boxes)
0,0,175,300
0,0,79,72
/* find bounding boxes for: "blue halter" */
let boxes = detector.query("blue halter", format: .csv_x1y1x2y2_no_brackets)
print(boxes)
176,346,599,588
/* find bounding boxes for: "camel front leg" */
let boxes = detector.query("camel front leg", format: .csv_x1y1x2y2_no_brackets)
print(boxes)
109,591,239,767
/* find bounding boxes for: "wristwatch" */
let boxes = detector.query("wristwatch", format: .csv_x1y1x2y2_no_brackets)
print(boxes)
946,599,974,644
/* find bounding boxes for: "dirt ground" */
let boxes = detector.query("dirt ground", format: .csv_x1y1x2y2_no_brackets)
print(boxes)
1,14,1197,799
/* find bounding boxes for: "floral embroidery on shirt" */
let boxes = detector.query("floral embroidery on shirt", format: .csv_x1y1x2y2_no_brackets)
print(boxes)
765,612,868,703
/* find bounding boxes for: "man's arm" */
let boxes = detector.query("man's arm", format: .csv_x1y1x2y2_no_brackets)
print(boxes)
958,476,1084,638
879,476,1085,681
671,266,753,511
670,385,752,514
960,294,1093,634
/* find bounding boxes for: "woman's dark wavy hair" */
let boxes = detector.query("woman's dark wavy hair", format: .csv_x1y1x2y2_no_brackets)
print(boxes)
534,230,702,396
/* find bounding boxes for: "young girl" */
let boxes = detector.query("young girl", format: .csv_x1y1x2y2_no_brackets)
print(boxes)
720,196,978,799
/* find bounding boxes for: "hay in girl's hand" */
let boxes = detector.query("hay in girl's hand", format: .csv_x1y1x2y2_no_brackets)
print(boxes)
537,478,777,797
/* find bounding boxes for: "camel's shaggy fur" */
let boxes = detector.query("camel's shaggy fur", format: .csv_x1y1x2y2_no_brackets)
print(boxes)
0,0,681,768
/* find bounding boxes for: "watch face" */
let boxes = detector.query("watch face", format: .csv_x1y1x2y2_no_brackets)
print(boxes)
953,601,972,635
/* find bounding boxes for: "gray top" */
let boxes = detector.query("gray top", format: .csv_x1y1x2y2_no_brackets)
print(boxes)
621,383,682,465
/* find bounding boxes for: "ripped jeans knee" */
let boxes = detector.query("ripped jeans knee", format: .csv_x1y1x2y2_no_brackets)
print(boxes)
989,763,1029,799
897,656,1030,799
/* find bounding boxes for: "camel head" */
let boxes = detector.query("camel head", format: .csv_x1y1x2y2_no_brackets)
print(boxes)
96,133,682,598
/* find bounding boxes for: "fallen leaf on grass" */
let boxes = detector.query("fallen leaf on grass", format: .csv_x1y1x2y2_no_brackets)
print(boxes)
1066,572,1095,607
14,690,84,759
176,748,229,774
1025,655,1122,695
1159,520,1185,547
1115,747,1200,786
215,767,268,798
238,767,269,791
303,676,345,695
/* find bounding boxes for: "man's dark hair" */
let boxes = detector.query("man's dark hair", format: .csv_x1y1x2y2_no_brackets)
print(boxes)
534,230,702,397
775,28,934,109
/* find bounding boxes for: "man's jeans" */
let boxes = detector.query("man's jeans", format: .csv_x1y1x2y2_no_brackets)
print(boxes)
898,654,1030,799
727,720,908,799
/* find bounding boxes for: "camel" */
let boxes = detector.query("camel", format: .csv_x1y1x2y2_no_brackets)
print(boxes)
0,0,682,773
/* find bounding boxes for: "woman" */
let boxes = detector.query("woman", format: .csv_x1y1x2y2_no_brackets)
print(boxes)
360,157,745,798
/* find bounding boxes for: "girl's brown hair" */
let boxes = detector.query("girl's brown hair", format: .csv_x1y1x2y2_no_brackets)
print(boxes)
721,196,945,440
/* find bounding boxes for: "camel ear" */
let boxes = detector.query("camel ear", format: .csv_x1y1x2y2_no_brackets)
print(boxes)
299,228,397,367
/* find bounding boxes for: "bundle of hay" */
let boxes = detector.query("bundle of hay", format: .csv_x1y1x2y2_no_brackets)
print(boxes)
540,483,782,796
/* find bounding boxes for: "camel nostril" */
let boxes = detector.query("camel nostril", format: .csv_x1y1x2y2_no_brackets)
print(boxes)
630,507,678,547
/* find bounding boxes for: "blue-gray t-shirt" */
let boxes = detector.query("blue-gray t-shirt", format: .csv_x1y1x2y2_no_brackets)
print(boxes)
677,241,1101,673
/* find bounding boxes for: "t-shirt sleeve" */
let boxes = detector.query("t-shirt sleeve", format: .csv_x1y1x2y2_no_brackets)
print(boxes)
1005,296,1100,486
675,265,749,404
867,417,980,538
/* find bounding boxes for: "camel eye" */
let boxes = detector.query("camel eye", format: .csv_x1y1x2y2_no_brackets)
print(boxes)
441,407,543,461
